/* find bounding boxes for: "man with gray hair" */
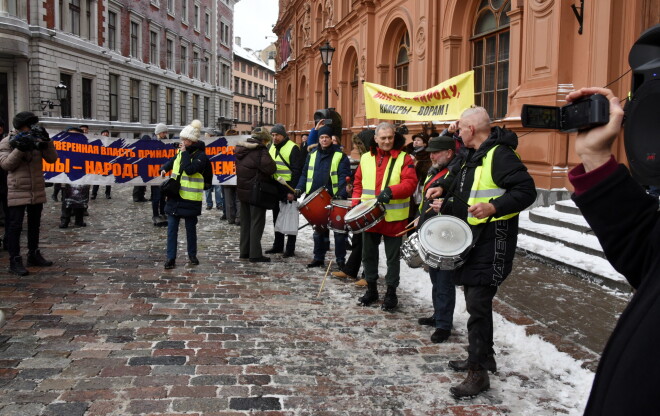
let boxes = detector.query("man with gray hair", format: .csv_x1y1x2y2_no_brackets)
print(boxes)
351,121,417,311
428,106,536,398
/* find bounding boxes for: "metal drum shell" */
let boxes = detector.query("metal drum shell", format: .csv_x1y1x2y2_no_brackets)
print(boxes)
418,216,473,270
401,232,424,268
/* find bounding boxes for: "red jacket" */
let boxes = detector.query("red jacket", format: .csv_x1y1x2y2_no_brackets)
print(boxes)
351,148,417,236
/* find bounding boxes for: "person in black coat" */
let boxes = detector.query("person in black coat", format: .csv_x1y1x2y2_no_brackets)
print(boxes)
566,86,658,415
159,120,209,269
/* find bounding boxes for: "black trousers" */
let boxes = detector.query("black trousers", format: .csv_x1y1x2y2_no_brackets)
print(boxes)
133,186,147,201
150,186,166,217
91,185,111,196
6,204,43,257
464,284,498,369
270,202,296,252
343,233,362,277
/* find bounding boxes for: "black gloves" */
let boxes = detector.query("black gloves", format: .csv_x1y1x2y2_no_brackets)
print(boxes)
377,187,393,204
294,189,302,198
9,133,35,152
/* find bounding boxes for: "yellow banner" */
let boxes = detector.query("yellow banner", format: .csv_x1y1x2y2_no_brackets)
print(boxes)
363,71,475,121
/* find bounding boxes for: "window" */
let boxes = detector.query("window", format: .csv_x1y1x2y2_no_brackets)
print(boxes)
220,21,229,45
247,104,252,123
181,0,188,23
204,97,209,127
83,0,92,39
109,74,118,121
150,31,159,65
234,61,239,70
204,12,211,37
192,94,199,119
60,74,72,118
394,31,410,91
248,81,252,97
82,77,92,119
166,38,174,69
472,0,511,119
351,60,359,125
241,80,246,95
241,103,246,121
130,79,140,122
180,44,188,75
203,54,210,82
167,0,174,15
241,62,246,72
193,4,200,30
150,84,159,124
70,0,81,35
193,51,199,79
180,91,188,124
130,21,140,58
166,87,173,124
234,77,239,93
108,11,117,51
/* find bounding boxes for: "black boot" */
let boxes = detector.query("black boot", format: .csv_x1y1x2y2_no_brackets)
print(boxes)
9,256,29,276
59,218,69,229
358,281,379,306
27,250,53,267
449,365,490,398
381,285,398,311
449,356,497,373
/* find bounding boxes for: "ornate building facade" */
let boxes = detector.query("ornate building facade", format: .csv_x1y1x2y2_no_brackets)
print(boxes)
273,0,660,189
0,0,237,137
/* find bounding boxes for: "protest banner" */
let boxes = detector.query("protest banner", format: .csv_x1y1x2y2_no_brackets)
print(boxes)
43,132,242,186
363,71,475,121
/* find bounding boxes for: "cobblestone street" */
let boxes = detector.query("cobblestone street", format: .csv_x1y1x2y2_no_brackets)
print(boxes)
1,187,598,415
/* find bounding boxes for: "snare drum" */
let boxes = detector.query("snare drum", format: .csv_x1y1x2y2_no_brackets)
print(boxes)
299,188,331,229
344,199,386,233
418,216,473,270
401,232,424,268
328,200,352,233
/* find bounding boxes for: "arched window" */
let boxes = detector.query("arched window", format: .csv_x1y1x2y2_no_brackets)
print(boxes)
351,59,359,126
395,31,410,91
472,0,510,119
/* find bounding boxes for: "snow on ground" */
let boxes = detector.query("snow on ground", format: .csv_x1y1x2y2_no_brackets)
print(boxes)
256,210,595,415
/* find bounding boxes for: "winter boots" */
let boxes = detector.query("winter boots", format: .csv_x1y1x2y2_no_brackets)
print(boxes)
9,256,29,276
449,364,490,398
27,250,53,267
381,285,398,311
449,356,497,373
358,281,379,306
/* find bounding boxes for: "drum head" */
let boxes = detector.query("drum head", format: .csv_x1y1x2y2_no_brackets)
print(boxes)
345,199,377,221
331,200,352,208
301,187,325,206
418,216,472,256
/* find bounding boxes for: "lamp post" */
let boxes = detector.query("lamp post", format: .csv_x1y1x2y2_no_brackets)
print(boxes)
41,81,68,111
319,41,335,109
257,93,266,126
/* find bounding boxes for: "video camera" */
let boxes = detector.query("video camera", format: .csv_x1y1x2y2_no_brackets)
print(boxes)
521,94,610,133
313,108,342,137
9,124,51,152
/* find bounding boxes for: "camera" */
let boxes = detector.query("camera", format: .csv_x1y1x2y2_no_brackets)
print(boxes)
521,94,610,133
323,119,333,125
9,124,51,152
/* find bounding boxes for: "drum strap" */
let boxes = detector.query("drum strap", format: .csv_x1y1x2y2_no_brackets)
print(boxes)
383,154,398,189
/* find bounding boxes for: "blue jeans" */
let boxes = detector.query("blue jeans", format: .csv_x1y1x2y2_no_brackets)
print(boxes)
205,185,224,208
429,267,456,330
167,214,198,260
313,228,346,264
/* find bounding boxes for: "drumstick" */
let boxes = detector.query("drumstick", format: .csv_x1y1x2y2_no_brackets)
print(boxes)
276,176,297,193
395,225,416,237
317,259,333,297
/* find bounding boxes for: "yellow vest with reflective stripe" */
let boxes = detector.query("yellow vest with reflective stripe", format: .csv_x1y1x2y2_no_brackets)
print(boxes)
172,151,204,201
269,140,296,181
418,169,449,213
305,149,342,194
360,152,410,222
466,145,519,225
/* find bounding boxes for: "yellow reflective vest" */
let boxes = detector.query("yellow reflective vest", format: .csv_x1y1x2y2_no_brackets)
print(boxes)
466,145,519,225
305,149,343,195
269,139,296,182
360,152,410,222
172,151,204,201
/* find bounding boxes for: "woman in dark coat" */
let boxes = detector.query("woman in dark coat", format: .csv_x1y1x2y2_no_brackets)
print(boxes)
160,120,209,269
235,128,277,262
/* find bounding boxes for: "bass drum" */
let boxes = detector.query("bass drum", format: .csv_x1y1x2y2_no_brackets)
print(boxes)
418,216,473,270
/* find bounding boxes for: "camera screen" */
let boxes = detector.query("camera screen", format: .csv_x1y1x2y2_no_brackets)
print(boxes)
524,106,559,129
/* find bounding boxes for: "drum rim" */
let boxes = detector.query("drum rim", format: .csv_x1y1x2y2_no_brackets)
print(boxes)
344,199,380,221
300,187,329,207
418,215,472,256
330,199,353,208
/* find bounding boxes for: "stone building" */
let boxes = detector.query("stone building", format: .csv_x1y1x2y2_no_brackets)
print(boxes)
232,38,276,135
0,0,237,138
273,0,660,190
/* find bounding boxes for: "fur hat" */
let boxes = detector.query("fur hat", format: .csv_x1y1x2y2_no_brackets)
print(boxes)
179,120,203,141
154,123,168,135
352,129,375,156
13,111,39,130
412,133,430,145
317,125,333,138
251,127,272,144
270,124,287,137
426,135,456,152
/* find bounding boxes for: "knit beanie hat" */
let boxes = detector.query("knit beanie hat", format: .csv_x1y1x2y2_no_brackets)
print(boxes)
270,124,287,137
154,123,168,135
317,125,333,138
179,120,203,141
13,111,39,130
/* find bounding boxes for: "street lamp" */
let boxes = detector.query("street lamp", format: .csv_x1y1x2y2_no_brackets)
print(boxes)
40,81,68,111
257,93,266,126
319,41,335,109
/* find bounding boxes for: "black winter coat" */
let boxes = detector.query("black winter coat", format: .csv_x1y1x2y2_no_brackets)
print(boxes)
235,138,276,204
270,137,303,201
161,141,209,217
445,127,536,286
576,165,660,416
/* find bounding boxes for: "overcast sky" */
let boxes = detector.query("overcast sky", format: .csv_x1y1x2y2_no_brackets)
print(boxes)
234,0,279,51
